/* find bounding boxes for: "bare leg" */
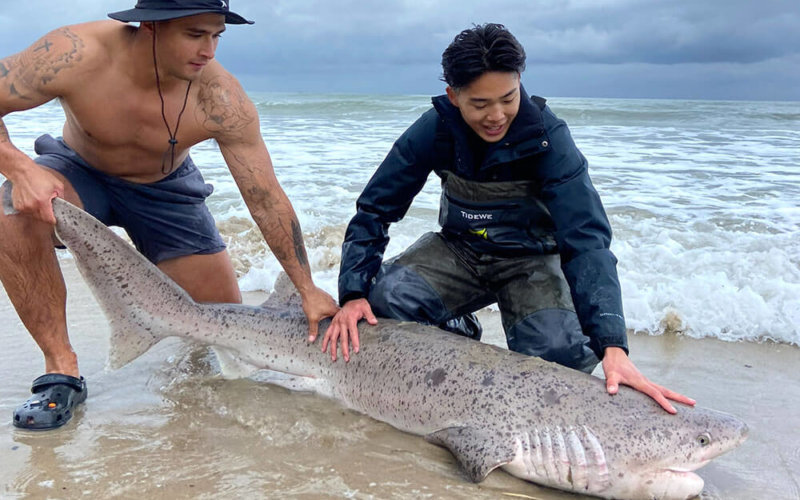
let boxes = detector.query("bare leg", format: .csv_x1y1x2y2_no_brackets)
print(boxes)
0,171,83,377
157,250,242,304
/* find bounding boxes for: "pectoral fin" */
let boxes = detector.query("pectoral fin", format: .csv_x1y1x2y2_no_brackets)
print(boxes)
425,427,518,482
211,347,261,380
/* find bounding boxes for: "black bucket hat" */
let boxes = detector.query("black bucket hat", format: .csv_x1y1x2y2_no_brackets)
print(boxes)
108,0,254,25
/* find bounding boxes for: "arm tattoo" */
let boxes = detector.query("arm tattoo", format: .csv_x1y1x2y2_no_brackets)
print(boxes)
34,40,54,53
291,219,310,269
30,28,84,84
242,184,310,273
1,28,84,99
0,56,29,100
196,75,254,140
0,121,10,144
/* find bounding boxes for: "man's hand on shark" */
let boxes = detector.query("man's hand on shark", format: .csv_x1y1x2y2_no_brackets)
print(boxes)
321,298,376,362
301,286,339,346
602,347,696,414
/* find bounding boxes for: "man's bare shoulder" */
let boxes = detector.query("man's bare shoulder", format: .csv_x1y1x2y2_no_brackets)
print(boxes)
66,20,135,45
0,21,130,103
54,20,135,71
194,61,258,142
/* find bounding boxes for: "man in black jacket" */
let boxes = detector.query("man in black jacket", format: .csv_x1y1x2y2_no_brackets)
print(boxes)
320,23,692,413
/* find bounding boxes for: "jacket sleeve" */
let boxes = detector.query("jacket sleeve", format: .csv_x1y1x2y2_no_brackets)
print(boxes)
537,106,629,358
338,110,439,305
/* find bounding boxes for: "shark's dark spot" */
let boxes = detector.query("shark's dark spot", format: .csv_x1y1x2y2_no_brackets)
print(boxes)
543,388,562,405
425,368,447,387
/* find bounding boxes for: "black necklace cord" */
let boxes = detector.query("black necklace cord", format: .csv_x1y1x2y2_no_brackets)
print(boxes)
152,23,192,175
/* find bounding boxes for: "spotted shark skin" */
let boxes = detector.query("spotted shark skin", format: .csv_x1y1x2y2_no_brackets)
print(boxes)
48,197,748,500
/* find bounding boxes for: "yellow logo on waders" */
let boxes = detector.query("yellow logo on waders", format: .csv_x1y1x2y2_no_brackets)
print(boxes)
469,228,488,239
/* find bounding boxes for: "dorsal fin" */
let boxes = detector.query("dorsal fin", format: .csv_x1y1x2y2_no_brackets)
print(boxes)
262,271,303,308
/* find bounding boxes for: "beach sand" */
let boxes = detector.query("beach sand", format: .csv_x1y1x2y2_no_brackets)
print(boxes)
1,258,798,499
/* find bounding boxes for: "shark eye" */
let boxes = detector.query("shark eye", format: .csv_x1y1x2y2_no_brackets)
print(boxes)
697,433,711,446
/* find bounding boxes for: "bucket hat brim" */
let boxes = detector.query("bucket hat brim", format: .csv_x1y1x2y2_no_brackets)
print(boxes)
108,8,253,25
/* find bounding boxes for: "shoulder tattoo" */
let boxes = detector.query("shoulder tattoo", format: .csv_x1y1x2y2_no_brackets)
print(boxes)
196,74,256,138
0,28,84,98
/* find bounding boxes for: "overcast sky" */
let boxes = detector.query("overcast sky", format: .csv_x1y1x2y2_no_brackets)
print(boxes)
1,0,798,100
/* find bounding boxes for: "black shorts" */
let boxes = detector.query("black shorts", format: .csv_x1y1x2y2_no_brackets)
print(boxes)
34,134,226,264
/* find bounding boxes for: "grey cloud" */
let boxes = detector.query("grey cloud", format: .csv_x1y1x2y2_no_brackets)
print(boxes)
216,0,800,66
1,0,798,99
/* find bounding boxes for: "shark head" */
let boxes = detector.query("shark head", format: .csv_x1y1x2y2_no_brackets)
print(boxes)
497,396,748,500
601,405,749,500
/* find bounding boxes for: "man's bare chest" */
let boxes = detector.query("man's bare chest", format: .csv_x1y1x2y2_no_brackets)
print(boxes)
62,78,212,155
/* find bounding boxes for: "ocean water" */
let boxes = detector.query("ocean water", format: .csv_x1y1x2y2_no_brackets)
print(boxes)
3,93,799,345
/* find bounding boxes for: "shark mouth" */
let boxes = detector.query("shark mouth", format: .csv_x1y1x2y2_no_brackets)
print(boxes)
666,458,711,475
647,466,706,500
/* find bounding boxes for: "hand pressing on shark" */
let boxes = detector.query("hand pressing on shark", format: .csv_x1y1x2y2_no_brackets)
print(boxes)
602,346,696,413
320,298,377,362
299,286,340,345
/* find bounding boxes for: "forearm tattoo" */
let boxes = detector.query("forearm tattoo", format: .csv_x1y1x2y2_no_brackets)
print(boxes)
0,28,84,99
0,121,10,144
291,219,310,269
244,185,311,274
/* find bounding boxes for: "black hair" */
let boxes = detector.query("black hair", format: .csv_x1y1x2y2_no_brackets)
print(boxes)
441,23,526,89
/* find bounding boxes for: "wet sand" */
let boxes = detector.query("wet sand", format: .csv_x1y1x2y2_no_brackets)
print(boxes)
1,259,799,499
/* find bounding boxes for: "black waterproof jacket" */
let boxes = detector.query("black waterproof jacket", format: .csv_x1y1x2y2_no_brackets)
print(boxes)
338,88,628,357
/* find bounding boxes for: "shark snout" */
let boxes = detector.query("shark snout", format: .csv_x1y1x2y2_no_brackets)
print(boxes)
715,414,749,455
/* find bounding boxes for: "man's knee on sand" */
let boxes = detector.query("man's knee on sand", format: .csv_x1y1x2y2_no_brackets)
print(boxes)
368,262,484,340
367,264,451,325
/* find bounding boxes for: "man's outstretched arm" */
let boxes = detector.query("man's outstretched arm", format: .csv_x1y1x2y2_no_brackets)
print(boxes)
202,70,338,337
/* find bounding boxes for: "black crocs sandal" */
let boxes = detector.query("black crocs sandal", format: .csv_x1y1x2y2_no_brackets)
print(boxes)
13,374,88,430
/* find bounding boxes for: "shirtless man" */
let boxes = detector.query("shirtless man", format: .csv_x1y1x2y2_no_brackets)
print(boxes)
0,0,339,430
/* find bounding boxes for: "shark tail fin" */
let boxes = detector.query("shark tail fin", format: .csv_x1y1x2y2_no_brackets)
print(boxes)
50,198,197,370
106,316,162,370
